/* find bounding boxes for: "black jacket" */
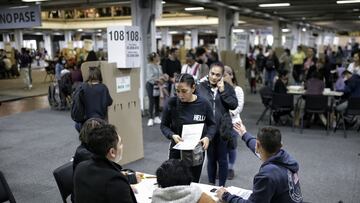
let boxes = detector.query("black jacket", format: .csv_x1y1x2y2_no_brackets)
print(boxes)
196,80,238,135
74,156,137,203
72,144,93,172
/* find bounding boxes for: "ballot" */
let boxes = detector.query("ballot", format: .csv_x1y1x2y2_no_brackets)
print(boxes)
173,123,204,150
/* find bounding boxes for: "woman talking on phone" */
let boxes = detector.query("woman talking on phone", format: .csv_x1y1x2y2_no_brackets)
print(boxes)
160,73,216,183
197,62,238,186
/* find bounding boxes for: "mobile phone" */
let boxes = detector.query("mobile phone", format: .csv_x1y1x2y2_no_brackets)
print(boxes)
210,188,217,193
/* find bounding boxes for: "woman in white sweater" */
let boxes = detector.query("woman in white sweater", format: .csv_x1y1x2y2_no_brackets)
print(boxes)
223,65,244,180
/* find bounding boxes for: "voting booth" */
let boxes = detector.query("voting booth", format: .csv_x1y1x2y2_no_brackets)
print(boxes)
81,61,144,165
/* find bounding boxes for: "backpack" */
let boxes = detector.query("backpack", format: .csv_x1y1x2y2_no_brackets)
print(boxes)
71,83,87,122
59,73,73,96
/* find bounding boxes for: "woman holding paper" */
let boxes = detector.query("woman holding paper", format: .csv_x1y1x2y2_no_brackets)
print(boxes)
161,73,216,183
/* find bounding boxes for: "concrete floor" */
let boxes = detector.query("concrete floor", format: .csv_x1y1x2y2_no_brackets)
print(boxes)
0,92,359,203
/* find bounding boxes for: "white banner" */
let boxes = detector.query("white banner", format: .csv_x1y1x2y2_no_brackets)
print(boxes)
107,26,141,68
0,5,41,29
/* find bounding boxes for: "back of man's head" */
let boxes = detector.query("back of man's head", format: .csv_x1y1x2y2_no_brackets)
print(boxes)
257,127,282,154
156,159,192,188
87,124,118,157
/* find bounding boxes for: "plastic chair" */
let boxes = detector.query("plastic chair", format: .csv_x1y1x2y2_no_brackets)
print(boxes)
301,95,329,134
334,97,360,138
53,161,73,203
270,93,294,128
0,171,16,203
256,86,273,125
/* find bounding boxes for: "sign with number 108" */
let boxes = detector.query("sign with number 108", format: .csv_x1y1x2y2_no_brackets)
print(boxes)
107,26,141,68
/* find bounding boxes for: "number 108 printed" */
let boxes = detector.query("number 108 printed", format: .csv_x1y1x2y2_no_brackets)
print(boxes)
108,30,140,41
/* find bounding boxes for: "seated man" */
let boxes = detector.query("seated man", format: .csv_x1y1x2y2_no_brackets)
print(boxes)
74,124,137,203
152,159,215,203
216,121,303,203
273,69,292,124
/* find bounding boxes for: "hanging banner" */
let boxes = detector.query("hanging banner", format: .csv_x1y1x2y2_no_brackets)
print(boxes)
107,26,141,68
0,5,41,29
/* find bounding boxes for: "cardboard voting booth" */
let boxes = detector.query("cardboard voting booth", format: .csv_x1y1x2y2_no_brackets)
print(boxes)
81,61,144,165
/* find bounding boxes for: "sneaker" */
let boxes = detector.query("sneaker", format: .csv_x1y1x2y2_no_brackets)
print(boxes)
227,169,235,180
147,119,154,127
154,116,161,124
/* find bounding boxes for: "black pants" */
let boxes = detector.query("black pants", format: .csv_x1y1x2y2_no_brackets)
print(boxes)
146,82,160,118
292,65,304,84
169,141,203,183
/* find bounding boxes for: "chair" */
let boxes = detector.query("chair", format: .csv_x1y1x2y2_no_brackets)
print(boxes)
256,86,273,125
0,171,16,203
301,95,329,134
53,161,73,203
270,93,294,128
334,97,360,138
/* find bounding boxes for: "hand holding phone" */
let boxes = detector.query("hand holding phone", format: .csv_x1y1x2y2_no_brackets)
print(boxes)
217,77,225,92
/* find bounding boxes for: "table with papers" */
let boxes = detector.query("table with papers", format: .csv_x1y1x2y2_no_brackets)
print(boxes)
133,176,252,203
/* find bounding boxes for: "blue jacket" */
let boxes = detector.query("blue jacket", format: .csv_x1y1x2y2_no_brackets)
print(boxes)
223,132,303,203
343,74,360,98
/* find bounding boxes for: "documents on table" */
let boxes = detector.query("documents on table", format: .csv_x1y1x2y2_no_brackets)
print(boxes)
173,123,204,150
190,182,252,201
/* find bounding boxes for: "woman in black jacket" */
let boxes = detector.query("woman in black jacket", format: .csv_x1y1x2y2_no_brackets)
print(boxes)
160,73,216,182
196,63,238,186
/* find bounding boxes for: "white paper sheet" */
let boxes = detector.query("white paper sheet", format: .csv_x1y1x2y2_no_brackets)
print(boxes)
173,123,204,150
227,186,253,200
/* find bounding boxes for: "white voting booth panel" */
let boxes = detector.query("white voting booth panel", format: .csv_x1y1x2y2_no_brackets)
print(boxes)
81,61,144,165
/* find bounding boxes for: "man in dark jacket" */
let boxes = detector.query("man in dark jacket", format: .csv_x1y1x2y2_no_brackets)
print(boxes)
196,62,238,186
74,124,137,203
216,122,303,203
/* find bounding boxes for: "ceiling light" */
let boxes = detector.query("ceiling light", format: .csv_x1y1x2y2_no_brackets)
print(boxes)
77,29,83,32
353,8,360,11
238,20,246,24
185,7,204,11
97,29,102,32
259,3,290,7
162,1,166,4
22,0,47,2
302,28,306,32
233,29,244,33
337,0,360,4
282,28,290,33
169,31,179,34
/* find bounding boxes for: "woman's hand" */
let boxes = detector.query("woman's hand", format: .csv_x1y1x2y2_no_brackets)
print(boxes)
216,187,228,200
199,137,209,150
172,134,183,143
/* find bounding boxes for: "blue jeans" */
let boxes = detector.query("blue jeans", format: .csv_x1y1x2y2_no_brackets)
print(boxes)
265,69,276,88
207,135,228,186
228,130,238,169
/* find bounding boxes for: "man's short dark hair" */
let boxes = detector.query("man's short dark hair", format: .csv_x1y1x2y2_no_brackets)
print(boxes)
156,159,192,188
195,47,206,57
169,48,178,55
87,124,118,157
257,127,282,154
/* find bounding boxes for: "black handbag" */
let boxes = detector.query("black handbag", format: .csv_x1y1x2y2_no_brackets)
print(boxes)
180,143,204,167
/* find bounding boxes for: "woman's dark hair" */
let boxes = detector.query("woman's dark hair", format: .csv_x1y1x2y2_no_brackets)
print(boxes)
156,159,192,188
195,47,206,57
225,66,238,86
87,124,119,157
147,52,158,62
86,51,98,62
87,66,102,83
257,127,282,154
79,118,107,145
57,56,64,64
285,48,291,56
210,62,225,74
175,73,195,88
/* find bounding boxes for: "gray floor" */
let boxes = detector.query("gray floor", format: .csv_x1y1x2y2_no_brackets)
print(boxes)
0,93,359,203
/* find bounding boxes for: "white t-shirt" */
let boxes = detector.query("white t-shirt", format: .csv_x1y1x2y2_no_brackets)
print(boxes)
181,62,200,80
230,86,244,123
347,62,360,74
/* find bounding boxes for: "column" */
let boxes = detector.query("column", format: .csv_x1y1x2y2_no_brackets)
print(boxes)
92,33,98,51
14,29,23,50
64,31,72,43
161,27,172,47
191,29,198,48
291,24,300,53
218,7,233,53
132,0,157,111
44,33,53,59
2,33,10,43
272,19,281,48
